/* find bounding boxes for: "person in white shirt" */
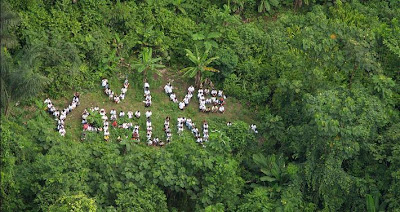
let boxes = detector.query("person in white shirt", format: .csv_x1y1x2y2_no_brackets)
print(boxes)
204,133,209,141
127,111,133,119
192,127,198,134
71,102,77,109
119,111,125,117
124,79,129,88
166,133,172,142
177,117,183,124
121,87,127,94
184,97,190,105
179,101,185,110
110,109,116,115
144,81,150,89
146,119,152,128
73,96,80,105
58,119,64,126
251,124,258,134
164,117,170,127
227,122,232,126
59,128,66,137
114,96,120,103
188,85,195,94
146,95,152,101
199,104,206,112
204,88,210,95
170,93,176,101
164,84,169,94
145,110,152,118
82,113,88,120
186,119,193,130
49,106,56,113
105,88,111,95
144,89,150,96
219,106,225,113
44,98,51,104
203,121,208,130
211,105,218,113
100,109,106,116
144,99,151,107
68,104,73,113
218,90,223,97
197,91,203,99
109,91,114,100
120,93,125,100
211,89,217,96
102,79,108,87
135,111,141,118
53,110,60,117
153,137,159,145
164,83,173,94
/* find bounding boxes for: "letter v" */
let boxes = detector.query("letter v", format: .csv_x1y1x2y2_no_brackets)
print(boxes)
164,82,194,109
102,78,129,103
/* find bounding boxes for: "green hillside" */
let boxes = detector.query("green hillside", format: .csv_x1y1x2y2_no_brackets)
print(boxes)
1,0,399,211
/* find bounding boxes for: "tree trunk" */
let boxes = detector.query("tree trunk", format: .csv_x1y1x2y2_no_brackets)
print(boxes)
195,71,201,88
294,0,302,10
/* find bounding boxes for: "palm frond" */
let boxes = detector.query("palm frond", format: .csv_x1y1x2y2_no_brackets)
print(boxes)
204,56,219,66
204,67,219,73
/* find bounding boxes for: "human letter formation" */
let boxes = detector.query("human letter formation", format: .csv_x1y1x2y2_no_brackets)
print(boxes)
44,79,263,140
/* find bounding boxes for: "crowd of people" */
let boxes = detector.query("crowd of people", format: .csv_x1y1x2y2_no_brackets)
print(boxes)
164,82,194,110
143,80,152,107
102,78,129,104
81,107,108,140
44,92,80,136
80,109,258,142
82,107,142,141
176,117,208,144
197,86,226,113
46,79,262,140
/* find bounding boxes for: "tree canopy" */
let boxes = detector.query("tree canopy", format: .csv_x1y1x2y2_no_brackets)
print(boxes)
1,0,399,211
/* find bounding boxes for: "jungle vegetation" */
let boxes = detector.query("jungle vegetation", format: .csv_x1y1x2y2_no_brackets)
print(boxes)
1,0,399,211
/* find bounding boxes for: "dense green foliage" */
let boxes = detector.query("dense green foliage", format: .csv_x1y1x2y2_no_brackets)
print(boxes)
1,0,399,211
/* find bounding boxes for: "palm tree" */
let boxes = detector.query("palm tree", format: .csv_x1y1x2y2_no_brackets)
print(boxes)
1,47,50,116
0,2,19,49
132,47,165,78
1,3,49,116
180,46,219,88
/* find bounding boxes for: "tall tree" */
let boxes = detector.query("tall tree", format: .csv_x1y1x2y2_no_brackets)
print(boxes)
0,3,48,115
180,46,219,88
